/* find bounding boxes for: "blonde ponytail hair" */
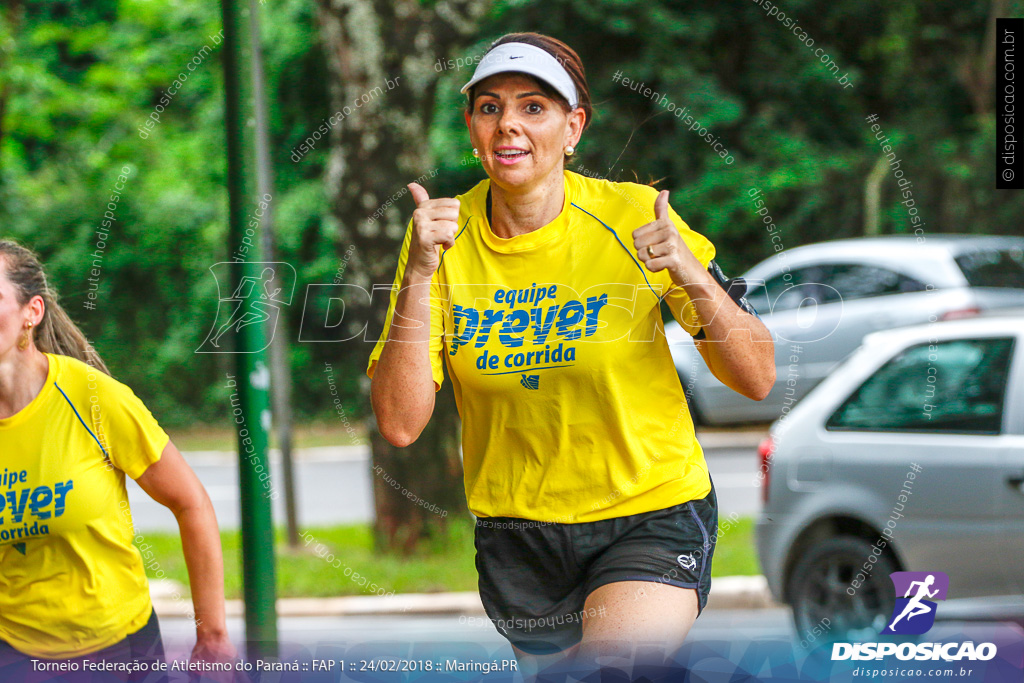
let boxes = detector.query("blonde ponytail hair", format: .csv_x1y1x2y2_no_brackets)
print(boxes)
0,239,110,375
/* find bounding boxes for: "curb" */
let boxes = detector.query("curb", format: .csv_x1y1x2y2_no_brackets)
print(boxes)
695,429,768,449
151,575,781,619
705,575,782,610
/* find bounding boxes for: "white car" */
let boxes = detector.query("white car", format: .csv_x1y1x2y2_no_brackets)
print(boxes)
667,235,1024,425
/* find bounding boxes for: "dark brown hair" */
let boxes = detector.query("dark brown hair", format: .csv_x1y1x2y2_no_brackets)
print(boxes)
465,32,593,135
0,239,110,374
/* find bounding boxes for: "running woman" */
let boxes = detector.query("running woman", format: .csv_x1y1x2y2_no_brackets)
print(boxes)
367,33,775,675
0,240,236,681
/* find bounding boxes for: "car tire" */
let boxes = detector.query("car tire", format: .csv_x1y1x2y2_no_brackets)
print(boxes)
786,536,898,645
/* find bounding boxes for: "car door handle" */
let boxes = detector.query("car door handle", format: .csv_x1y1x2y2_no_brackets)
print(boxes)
1007,473,1024,492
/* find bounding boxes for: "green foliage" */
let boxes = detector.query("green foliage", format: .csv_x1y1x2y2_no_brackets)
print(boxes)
2,0,1019,425
1,0,348,426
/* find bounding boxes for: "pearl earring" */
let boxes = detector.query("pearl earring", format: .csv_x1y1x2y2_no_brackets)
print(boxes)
472,148,480,157
564,145,575,156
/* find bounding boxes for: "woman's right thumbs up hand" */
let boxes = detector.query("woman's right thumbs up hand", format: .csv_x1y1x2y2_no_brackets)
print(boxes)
407,182,460,279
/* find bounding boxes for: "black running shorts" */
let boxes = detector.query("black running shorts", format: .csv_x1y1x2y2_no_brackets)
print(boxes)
473,477,718,655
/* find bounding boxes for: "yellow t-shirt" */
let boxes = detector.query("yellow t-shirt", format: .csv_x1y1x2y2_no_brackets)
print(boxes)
367,169,716,523
0,353,168,658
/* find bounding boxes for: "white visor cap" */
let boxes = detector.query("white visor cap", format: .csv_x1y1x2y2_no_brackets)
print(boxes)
460,42,578,109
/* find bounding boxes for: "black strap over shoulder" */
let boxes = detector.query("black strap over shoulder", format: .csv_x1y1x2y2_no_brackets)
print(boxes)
693,260,760,340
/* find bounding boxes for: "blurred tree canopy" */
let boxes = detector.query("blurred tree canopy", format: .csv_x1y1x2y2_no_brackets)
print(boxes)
0,0,1020,427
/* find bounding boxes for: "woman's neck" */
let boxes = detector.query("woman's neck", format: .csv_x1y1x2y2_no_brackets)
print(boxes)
0,349,49,419
490,167,566,239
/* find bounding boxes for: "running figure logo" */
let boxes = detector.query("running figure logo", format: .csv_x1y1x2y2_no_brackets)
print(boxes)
882,571,949,635
197,262,296,353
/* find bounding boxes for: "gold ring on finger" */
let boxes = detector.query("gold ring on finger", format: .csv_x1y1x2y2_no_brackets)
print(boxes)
647,245,655,258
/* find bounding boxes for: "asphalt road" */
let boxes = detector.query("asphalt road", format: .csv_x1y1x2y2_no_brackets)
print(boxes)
127,440,762,532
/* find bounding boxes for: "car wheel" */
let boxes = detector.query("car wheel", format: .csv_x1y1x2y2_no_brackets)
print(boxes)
786,536,897,644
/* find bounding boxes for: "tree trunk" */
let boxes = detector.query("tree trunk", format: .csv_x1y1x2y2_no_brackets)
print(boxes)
863,155,889,236
956,0,1007,116
314,0,488,554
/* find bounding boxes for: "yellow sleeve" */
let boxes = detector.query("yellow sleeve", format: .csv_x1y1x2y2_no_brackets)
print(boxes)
97,379,170,480
365,217,447,392
659,201,716,336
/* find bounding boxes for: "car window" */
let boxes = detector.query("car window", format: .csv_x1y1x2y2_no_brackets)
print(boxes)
954,248,1024,289
746,263,925,314
745,266,828,313
826,337,1015,434
818,264,927,303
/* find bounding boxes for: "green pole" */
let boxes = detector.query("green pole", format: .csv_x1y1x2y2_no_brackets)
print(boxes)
219,0,278,658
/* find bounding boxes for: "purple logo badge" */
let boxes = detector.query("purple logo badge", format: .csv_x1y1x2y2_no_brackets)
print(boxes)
882,571,949,635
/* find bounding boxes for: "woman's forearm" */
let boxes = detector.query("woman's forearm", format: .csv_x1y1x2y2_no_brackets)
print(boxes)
175,497,228,639
680,270,776,400
370,269,438,446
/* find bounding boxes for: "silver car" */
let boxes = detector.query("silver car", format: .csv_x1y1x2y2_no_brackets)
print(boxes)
754,313,1024,642
667,235,1024,425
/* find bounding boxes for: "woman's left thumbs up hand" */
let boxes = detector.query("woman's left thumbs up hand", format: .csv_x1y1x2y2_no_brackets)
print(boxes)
633,189,701,286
